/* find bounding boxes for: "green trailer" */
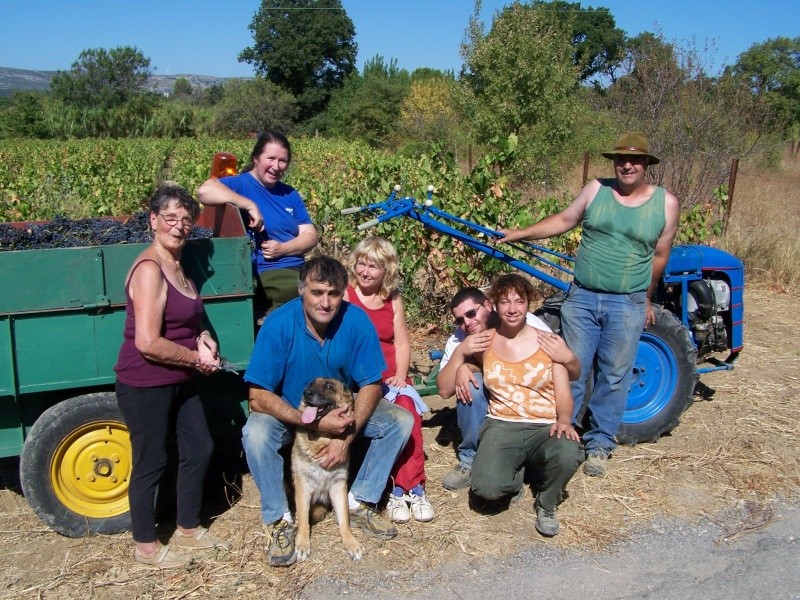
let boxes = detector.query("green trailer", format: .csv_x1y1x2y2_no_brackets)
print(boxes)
0,204,254,537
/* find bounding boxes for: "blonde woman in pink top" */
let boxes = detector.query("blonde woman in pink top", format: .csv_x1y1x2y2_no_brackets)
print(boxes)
470,274,583,537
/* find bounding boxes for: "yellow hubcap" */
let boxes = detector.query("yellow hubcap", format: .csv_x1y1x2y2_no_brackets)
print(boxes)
51,420,131,519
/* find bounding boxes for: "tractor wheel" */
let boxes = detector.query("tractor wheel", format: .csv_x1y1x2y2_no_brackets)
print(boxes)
617,305,698,444
537,295,698,445
20,392,132,537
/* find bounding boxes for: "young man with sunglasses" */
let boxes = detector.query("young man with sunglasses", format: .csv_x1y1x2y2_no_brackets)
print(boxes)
436,287,578,490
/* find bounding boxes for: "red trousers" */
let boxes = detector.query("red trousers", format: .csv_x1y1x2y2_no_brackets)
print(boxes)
390,394,426,491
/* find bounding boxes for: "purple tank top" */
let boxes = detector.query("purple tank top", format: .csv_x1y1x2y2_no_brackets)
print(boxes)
114,259,205,387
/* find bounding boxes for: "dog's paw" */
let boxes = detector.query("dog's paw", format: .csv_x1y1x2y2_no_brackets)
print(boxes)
345,541,364,560
296,543,311,562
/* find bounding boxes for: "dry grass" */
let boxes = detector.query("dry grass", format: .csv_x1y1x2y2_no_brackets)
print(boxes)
0,287,799,599
721,150,800,293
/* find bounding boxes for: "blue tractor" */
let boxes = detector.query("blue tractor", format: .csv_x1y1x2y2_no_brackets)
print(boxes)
343,186,744,445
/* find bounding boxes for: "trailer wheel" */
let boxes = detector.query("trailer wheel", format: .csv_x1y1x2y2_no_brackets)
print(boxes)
617,305,698,444
20,392,132,537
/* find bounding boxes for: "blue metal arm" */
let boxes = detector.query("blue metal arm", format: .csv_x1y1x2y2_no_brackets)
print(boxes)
341,189,573,292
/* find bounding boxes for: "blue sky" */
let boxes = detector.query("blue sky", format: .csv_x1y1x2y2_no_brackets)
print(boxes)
1,1,797,78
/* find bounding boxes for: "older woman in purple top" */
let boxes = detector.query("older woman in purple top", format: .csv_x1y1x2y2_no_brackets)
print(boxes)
114,184,228,568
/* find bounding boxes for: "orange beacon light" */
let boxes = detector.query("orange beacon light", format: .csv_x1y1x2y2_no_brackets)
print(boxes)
211,152,238,178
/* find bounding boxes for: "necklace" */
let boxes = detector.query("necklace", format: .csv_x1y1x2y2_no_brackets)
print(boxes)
155,244,190,291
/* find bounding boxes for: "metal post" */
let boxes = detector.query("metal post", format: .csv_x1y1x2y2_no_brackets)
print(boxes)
724,158,738,234
582,151,590,186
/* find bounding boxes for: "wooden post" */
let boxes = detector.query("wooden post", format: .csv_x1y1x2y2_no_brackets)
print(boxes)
723,158,738,234
582,151,590,186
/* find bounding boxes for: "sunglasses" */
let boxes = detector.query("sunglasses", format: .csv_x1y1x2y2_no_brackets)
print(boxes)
454,307,480,327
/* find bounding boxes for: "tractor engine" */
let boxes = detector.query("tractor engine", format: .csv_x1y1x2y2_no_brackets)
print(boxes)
661,244,745,363
685,278,731,356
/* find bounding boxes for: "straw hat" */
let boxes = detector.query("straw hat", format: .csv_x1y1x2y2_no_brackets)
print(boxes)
601,131,659,165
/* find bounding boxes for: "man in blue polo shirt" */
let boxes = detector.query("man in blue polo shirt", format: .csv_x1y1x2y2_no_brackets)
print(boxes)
242,255,413,567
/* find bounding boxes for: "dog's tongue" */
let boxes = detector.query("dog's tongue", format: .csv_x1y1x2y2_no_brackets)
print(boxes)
300,406,318,425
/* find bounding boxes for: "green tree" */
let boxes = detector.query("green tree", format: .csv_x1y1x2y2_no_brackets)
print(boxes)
210,77,297,135
0,91,50,138
50,46,152,109
319,56,411,147
198,83,225,106
604,32,770,218
398,71,465,153
239,0,357,120
730,36,800,148
462,1,579,182
172,77,193,99
531,1,626,84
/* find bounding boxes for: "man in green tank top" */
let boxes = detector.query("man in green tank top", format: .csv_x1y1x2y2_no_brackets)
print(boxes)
496,132,679,477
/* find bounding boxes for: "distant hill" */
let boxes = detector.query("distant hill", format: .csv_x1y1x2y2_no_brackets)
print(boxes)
0,67,243,98
0,67,55,96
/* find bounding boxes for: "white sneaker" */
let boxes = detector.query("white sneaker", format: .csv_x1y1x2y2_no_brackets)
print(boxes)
407,490,436,522
386,494,411,523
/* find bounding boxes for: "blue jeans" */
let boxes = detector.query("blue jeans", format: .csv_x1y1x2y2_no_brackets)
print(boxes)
455,374,489,468
560,284,646,454
241,398,413,525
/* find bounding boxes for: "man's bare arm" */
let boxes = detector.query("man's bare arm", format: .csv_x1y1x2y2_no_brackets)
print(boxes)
436,330,493,397
496,179,599,243
249,385,303,425
645,191,680,326
352,382,383,434
248,384,353,436
536,330,582,381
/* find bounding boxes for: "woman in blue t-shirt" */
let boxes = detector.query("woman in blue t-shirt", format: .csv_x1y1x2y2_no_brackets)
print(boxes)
198,130,318,319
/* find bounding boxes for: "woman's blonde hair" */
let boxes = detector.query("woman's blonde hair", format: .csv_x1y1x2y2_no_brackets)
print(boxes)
346,236,401,299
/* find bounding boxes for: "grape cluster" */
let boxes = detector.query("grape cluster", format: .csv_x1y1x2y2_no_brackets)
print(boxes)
0,212,213,251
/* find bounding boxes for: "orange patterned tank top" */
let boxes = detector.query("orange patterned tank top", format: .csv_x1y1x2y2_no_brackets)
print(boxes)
483,345,557,424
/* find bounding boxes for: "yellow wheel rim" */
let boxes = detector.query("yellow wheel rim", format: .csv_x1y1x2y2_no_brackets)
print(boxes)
51,420,131,519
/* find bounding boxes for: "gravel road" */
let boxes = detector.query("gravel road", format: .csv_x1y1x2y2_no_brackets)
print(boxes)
301,501,800,599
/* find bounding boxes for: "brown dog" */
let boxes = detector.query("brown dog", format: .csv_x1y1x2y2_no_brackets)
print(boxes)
292,377,364,561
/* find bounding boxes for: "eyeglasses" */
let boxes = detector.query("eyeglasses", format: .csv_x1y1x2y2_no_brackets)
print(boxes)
454,307,480,327
159,213,194,229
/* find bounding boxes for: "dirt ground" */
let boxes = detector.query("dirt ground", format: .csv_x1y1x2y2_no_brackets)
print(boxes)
0,287,798,599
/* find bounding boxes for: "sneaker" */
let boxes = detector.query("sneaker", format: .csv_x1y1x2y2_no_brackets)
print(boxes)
584,449,610,477
386,493,411,523
535,503,560,537
349,502,398,540
268,519,296,567
172,526,230,550
407,489,436,522
442,463,472,490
